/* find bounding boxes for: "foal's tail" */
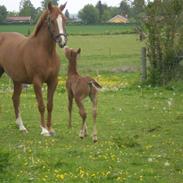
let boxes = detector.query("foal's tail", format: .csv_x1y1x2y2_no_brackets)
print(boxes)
88,80,102,91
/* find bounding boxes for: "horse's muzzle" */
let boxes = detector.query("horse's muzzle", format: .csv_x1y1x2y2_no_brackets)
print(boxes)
55,33,67,48
59,42,67,48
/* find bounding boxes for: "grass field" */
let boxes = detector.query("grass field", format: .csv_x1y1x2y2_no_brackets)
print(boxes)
0,24,135,36
0,25,183,183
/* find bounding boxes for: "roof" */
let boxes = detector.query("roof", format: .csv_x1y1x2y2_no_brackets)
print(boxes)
108,15,128,24
6,16,31,22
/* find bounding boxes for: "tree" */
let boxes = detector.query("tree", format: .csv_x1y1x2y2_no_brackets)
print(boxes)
109,6,120,18
79,4,99,24
132,0,145,16
119,0,130,16
41,0,59,10
141,0,183,85
8,11,19,16
19,0,36,20
0,5,7,23
96,1,103,23
101,4,111,22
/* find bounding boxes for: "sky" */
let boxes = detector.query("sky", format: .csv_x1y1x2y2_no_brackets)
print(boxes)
0,0,122,14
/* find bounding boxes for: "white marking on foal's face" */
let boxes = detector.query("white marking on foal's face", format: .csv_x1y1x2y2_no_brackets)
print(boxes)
56,15,66,45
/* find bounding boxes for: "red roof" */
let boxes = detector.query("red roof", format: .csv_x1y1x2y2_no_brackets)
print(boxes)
6,16,31,21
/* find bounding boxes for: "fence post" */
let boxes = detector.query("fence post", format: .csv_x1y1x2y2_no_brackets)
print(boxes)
141,47,147,82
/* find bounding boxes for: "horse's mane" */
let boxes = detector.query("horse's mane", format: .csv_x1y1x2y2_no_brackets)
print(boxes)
31,10,49,37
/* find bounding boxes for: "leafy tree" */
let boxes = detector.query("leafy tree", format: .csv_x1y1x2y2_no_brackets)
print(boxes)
96,1,103,23
101,4,111,22
141,0,183,85
0,5,7,23
119,0,130,16
109,6,120,18
8,11,19,16
19,0,36,20
41,0,59,10
79,4,99,24
132,0,145,16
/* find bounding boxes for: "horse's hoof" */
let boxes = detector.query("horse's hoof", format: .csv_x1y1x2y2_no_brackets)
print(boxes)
49,131,55,136
93,139,98,143
84,132,88,137
41,132,51,137
40,126,51,137
80,136,84,139
93,136,98,143
20,129,28,133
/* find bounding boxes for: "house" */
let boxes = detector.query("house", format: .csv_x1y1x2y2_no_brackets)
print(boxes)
6,16,31,24
108,15,128,24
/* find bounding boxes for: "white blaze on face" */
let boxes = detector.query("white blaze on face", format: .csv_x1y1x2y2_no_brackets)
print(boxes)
56,15,66,44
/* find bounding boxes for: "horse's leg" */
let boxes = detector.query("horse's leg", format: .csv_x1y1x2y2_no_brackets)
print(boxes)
91,95,98,143
0,67,4,77
75,97,87,139
68,91,73,128
33,79,49,136
12,81,27,132
47,79,58,134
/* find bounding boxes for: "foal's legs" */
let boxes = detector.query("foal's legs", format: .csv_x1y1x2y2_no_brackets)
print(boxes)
91,95,98,143
33,79,49,136
67,91,73,128
75,97,87,139
12,81,27,132
47,79,58,134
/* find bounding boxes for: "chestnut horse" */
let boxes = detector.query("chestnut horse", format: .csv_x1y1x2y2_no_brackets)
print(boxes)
64,47,102,142
0,2,67,136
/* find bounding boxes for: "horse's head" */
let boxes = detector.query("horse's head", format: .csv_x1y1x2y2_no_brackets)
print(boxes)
47,2,67,48
64,47,81,62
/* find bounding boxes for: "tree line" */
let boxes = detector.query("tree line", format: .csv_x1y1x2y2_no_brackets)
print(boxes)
0,0,59,24
0,0,144,24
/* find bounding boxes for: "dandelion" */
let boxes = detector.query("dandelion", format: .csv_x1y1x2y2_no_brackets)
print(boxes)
139,175,143,181
91,173,96,177
148,158,153,162
56,174,64,180
164,161,170,167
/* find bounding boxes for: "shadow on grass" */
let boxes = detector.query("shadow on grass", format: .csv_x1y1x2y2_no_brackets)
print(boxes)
0,150,13,182
112,135,141,149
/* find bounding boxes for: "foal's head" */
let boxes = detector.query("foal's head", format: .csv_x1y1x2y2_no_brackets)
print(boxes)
46,2,67,48
64,47,81,63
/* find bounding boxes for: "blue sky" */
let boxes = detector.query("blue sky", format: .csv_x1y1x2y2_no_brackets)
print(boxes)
0,0,122,14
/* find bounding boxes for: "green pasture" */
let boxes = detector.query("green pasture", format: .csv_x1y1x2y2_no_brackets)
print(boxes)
0,26,183,183
58,34,142,76
0,24,135,36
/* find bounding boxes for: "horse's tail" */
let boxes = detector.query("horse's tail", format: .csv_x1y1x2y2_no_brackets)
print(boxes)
88,80,102,91
0,66,4,78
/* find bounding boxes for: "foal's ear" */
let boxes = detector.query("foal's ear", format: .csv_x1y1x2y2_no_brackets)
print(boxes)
60,2,67,11
77,48,81,54
48,2,53,12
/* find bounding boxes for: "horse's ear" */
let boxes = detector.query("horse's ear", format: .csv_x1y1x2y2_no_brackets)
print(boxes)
77,48,81,54
48,2,53,12
60,2,67,11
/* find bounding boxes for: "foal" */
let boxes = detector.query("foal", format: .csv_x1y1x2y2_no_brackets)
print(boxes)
64,47,102,142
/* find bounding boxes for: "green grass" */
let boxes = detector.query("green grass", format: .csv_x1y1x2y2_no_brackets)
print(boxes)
0,28,183,182
0,82,183,183
0,24,135,36
57,34,143,76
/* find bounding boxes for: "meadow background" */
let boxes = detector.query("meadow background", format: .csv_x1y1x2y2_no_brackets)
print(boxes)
0,24,183,183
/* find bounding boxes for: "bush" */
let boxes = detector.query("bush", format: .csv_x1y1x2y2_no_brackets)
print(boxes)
141,0,183,85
